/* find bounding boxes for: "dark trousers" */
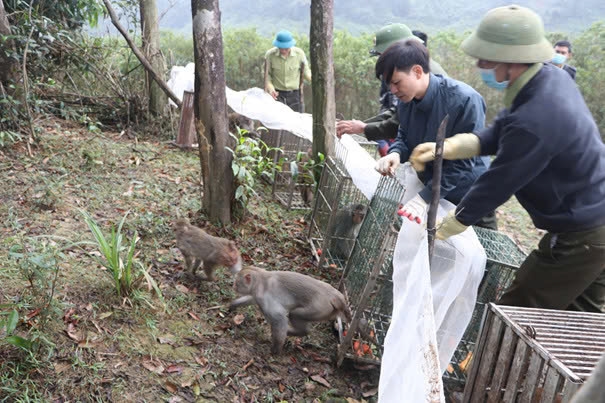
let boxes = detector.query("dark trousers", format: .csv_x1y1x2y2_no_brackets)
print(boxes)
277,89,302,113
498,224,605,312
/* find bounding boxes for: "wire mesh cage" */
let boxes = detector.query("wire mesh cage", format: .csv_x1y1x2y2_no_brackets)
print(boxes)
444,227,527,392
267,130,313,210
306,155,369,269
463,304,605,402
334,174,407,365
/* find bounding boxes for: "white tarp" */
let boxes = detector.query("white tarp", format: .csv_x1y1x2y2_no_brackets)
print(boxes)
166,72,486,400
378,165,486,403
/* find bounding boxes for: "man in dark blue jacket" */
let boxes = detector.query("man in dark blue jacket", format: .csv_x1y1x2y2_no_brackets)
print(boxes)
411,5,605,312
374,39,495,228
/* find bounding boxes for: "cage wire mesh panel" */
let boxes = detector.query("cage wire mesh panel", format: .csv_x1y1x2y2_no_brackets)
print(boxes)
306,148,369,269
269,130,313,210
444,227,527,391
335,174,408,365
463,304,605,403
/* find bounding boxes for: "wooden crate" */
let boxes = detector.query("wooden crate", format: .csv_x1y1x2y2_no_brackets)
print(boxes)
463,303,605,403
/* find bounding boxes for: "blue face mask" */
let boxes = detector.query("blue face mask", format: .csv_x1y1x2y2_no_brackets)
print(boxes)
479,67,509,91
552,53,567,65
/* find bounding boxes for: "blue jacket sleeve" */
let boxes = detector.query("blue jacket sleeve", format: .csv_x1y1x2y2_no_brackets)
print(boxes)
418,95,486,203
456,126,549,225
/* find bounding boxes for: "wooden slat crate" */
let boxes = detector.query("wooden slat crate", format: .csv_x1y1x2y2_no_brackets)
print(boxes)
463,303,605,403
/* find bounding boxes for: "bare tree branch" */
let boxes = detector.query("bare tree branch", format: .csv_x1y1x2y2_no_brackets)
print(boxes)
101,0,182,108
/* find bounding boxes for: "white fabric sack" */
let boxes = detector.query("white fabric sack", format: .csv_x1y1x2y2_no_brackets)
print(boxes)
378,165,486,403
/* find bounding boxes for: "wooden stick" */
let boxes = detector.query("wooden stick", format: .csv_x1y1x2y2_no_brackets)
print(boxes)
101,0,182,108
427,114,449,264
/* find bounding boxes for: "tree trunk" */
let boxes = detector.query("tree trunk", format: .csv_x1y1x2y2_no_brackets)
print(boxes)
0,0,19,88
310,0,335,159
191,0,233,225
139,0,167,115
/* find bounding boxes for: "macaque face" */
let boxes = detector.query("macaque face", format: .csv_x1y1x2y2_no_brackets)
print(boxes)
234,271,253,294
351,204,367,225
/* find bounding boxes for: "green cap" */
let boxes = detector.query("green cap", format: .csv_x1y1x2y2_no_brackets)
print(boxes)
370,23,422,56
461,5,554,63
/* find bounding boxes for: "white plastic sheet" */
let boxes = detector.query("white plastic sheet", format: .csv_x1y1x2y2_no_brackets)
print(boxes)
378,165,486,402
166,63,195,107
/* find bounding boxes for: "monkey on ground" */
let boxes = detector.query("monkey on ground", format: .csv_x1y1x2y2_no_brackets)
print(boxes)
327,203,367,260
229,266,352,354
173,218,242,281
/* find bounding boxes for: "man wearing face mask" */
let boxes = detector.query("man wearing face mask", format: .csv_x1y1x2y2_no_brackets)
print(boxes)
373,39,497,229
552,40,576,80
410,5,605,312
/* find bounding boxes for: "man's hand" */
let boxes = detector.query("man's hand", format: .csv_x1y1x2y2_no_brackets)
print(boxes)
375,152,400,176
409,133,481,171
270,90,278,100
336,119,366,139
397,194,427,224
436,210,468,240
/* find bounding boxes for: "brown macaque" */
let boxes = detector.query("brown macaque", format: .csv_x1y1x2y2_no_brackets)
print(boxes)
297,147,315,207
230,266,352,354
174,218,242,281
328,203,367,260
228,110,259,139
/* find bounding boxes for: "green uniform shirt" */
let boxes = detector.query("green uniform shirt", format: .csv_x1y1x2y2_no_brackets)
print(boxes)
264,47,312,93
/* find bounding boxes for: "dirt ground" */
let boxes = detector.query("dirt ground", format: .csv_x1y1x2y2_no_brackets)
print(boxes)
0,118,540,402
0,119,384,402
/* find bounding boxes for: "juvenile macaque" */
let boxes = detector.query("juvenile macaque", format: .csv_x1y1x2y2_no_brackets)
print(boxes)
230,266,352,354
328,203,367,260
174,218,242,281
296,148,315,207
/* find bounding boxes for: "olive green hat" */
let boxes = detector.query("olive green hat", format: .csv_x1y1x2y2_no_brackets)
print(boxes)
461,5,554,63
370,23,423,56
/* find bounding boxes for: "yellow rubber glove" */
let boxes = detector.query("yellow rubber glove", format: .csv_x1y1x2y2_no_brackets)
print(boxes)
409,133,481,172
436,210,468,240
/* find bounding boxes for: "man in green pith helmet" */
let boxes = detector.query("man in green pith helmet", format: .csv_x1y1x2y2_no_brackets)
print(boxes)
264,30,311,113
336,23,447,155
411,5,605,312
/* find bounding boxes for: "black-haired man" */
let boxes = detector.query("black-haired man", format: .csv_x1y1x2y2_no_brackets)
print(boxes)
374,39,495,228
553,40,576,80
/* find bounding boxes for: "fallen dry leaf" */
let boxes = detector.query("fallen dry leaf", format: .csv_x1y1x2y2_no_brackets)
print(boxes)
361,387,378,398
310,375,331,388
99,312,113,319
157,335,176,345
232,314,245,325
165,364,183,374
195,356,208,366
65,323,83,342
278,383,285,393
242,358,254,371
188,311,201,321
176,284,189,293
54,362,71,374
142,360,165,374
